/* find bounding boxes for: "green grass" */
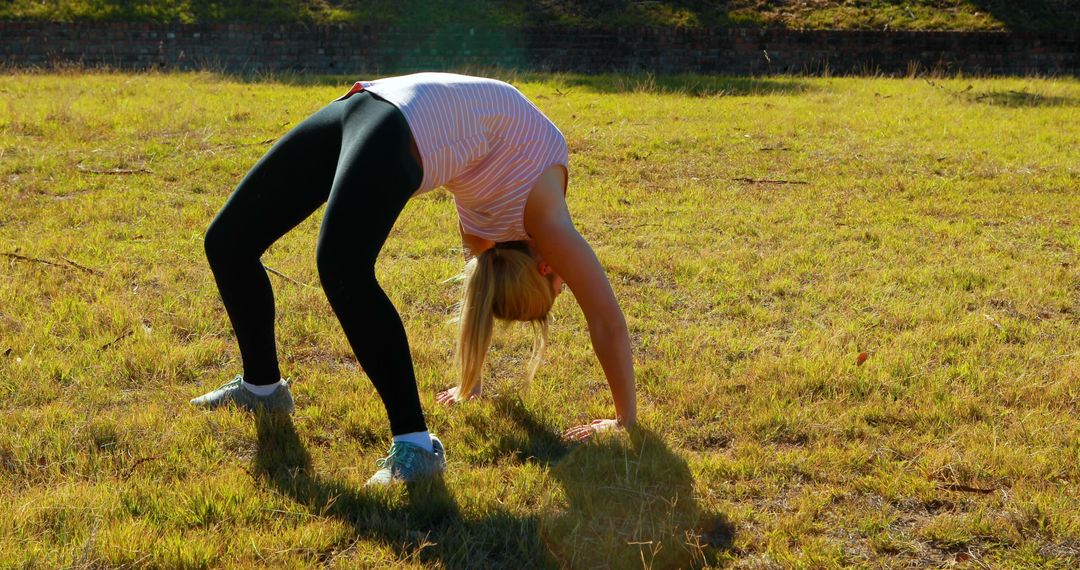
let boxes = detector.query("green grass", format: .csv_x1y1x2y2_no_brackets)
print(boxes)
2,0,1079,31
1,69,1078,567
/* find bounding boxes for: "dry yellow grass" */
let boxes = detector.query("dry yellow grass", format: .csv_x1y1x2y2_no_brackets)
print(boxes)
0,69,1077,567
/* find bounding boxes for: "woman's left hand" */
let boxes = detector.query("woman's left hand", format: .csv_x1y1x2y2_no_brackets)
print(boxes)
563,419,620,441
436,385,480,405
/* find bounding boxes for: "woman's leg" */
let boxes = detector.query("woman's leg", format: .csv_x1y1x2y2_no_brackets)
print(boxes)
204,102,344,385
314,93,427,436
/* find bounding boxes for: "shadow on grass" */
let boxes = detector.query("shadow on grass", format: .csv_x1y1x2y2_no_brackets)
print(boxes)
2,2,746,29
255,404,734,568
967,89,1078,107
492,396,736,567
927,80,1079,107
254,411,550,568
967,0,1080,31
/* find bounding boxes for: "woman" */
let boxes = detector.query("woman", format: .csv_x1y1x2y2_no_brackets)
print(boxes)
191,72,636,485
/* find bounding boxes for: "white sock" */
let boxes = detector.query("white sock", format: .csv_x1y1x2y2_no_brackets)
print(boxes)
242,378,283,397
392,431,433,452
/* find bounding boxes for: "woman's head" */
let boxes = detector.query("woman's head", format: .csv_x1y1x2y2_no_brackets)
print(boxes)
456,241,562,398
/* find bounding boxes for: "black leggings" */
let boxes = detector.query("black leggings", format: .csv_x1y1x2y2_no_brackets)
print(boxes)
204,91,427,436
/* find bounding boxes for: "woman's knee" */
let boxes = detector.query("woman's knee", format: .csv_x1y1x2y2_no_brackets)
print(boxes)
316,242,376,293
204,215,256,269
203,218,231,268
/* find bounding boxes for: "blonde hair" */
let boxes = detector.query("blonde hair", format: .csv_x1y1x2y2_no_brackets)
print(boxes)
455,243,555,399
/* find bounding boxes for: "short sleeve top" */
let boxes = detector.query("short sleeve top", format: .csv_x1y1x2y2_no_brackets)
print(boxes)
336,72,569,242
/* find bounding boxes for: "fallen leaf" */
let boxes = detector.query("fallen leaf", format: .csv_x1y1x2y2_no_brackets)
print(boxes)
856,352,869,366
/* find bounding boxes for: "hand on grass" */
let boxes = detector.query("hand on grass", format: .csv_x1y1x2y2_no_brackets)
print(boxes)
436,386,480,405
563,419,620,441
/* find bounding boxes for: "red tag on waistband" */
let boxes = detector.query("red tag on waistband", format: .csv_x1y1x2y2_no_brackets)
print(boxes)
333,82,365,101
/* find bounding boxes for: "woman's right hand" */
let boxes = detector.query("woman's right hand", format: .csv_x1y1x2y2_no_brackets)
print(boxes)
436,385,481,405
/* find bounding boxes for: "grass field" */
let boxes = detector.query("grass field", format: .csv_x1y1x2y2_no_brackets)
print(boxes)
2,0,1079,31
1,69,1078,568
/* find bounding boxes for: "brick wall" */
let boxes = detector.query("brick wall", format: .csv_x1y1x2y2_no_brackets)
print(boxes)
1,21,1076,76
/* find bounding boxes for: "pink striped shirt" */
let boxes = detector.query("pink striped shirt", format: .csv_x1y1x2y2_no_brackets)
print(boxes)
336,72,569,242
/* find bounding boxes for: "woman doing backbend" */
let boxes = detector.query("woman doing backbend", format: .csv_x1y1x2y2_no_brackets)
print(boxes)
191,72,636,485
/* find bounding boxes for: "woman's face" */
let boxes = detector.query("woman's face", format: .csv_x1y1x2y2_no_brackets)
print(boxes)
548,271,566,299
525,240,565,299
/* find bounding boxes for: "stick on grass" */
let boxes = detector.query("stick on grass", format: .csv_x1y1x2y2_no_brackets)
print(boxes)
731,177,809,185
264,265,315,289
4,252,71,271
76,164,153,175
3,252,102,275
101,328,134,351
62,257,103,276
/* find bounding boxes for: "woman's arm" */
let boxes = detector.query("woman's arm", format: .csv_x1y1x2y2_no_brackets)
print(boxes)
524,167,637,437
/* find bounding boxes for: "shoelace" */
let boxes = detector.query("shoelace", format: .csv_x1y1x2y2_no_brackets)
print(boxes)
375,444,415,472
211,376,243,392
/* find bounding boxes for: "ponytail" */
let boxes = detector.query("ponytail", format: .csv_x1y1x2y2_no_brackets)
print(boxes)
455,245,555,399
457,253,497,398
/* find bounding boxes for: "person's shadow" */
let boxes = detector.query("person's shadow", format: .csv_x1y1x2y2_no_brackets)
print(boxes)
254,399,734,568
